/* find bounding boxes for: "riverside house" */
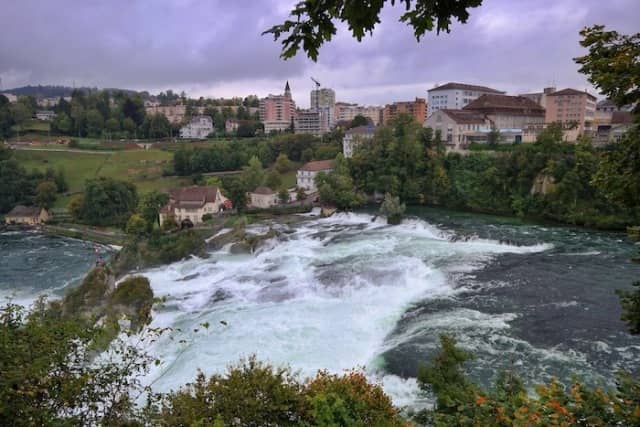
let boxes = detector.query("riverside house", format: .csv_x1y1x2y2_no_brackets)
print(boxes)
249,187,279,208
296,160,334,193
159,186,228,227
4,205,50,225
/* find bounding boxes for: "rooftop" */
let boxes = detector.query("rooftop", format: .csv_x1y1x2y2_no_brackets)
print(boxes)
299,159,334,172
252,186,276,195
463,94,545,115
439,109,488,125
345,125,376,135
429,82,504,94
546,88,596,100
6,205,42,217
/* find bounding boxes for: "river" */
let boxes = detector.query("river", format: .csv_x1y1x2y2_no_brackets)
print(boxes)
1,208,639,408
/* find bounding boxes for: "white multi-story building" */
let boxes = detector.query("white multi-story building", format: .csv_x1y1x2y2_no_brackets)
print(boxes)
427,82,504,117
296,160,334,193
342,125,376,158
179,115,214,139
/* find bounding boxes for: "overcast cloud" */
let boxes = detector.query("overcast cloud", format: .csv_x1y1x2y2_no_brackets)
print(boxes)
1,0,637,107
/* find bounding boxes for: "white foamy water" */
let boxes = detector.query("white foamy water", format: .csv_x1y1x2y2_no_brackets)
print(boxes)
137,213,550,405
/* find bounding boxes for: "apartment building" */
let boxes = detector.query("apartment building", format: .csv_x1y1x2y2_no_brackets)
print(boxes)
427,82,504,117
382,97,427,125
260,81,297,133
545,88,597,135
335,102,382,126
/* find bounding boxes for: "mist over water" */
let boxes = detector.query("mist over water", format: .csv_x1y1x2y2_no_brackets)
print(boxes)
2,208,639,408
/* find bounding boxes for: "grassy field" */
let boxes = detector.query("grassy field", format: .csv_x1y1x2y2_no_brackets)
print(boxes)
14,149,190,208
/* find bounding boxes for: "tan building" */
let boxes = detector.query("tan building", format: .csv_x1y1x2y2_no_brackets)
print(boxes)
545,88,597,137
296,160,334,193
159,186,228,226
423,109,491,150
4,206,50,225
145,105,187,124
382,98,427,125
335,102,382,126
250,187,279,208
463,94,546,140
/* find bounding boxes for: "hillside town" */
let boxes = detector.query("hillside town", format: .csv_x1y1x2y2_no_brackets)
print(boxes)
0,75,636,227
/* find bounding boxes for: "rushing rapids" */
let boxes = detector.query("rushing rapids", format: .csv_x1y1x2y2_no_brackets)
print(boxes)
2,209,639,407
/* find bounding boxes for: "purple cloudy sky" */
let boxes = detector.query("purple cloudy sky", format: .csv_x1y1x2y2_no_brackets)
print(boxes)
1,0,637,107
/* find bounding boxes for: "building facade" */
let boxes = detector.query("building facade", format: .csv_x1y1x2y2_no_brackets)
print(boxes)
260,81,297,133
294,110,329,136
342,125,376,158
463,94,546,132
145,104,187,124
296,160,334,193
310,88,336,128
427,82,504,117
545,88,597,136
159,186,228,226
335,103,382,126
250,187,279,208
423,109,491,150
382,98,427,125
4,206,50,225
35,110,56,121
179,116,214,139
519,87,557,109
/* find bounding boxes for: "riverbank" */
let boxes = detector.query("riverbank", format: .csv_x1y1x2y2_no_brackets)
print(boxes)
41,223,127,247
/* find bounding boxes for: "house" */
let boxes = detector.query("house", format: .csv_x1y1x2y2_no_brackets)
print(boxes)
428,82,504,117
159,186,228,227
250,187,279,208
296,160,334,193
4,205,49,225
343,125,376,158
225,119,240,134
35,110,56,121
423,109,491,150
545,88,597,138
179,116,214,139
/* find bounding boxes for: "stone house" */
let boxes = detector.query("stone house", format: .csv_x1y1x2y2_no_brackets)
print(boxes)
249,187,279,208
296,160,334,193
159,186,228,227
4,205,50,225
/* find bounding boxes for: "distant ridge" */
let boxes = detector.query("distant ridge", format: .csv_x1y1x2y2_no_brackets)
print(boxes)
1,84,142,98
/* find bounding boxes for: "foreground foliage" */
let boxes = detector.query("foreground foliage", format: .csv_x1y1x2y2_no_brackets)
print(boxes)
153,356,403,426
416,335,640,426
264,0,483,61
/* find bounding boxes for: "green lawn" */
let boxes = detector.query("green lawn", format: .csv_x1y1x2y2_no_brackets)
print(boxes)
15,149,189,209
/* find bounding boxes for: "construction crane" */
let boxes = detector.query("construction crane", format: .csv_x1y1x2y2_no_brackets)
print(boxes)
310,77,321,111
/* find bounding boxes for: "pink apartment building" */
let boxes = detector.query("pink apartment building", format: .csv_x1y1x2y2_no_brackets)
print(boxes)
260,81,297,133
545,88,597,136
